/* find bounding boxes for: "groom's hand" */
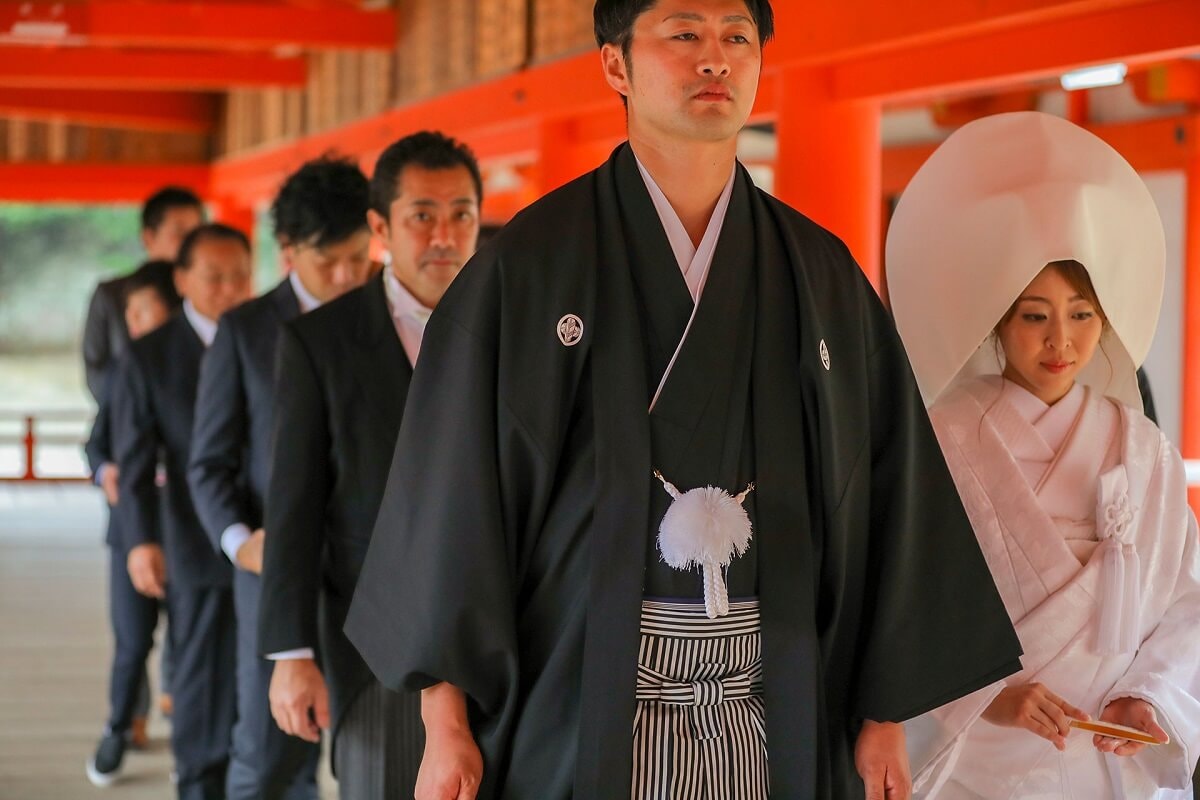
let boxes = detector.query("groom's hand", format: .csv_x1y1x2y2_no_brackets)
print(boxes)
856,719,912,800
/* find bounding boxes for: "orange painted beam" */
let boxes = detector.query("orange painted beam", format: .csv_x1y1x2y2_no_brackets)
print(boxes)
0,88,217,132
211,52,783,208
213,52,616,205
0,1,396,51
0,163,211,202
882,115,1197,197
0,46,306,91
773,0,1155,65
832,0,1200,101
1089,115,1197,172
930,91,1039,129
1133,60,1200,105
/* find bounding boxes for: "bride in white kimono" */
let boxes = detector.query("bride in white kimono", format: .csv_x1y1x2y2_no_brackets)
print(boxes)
887,111,1200,799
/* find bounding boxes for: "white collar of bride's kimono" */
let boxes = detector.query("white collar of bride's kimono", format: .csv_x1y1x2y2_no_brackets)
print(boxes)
886,111,1165,412
938,380,1149,608
996,379,1086,459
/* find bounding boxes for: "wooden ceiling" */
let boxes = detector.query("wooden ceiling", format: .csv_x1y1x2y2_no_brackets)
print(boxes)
0,0,394,141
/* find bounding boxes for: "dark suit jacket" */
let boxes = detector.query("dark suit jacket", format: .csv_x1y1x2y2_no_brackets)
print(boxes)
83,277,132,403
189,279,300,551
258,274,410,733
84,379,112,478
111,313,230,590
84,373,119,547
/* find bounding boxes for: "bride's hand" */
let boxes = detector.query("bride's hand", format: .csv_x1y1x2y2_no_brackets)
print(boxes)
982,683,1089,751
1093,697,1168,757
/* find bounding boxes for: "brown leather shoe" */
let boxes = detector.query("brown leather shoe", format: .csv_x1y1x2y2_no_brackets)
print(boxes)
129,717,149,749
158,693,173,718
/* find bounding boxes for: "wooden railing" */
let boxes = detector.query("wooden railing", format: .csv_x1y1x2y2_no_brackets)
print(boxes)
0,410,92,482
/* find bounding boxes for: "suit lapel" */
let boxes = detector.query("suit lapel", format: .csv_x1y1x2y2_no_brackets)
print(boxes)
270,277,302,321
351,274,411,422
176,314,204,381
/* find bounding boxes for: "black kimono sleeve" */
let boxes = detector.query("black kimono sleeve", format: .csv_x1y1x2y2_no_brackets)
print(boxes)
851,330,1023,723
345,257,522,727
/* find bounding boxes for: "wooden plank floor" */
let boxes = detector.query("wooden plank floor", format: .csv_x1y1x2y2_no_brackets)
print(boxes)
0,484,335,800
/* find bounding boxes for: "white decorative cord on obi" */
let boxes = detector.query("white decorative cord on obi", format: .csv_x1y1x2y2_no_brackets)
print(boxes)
1096,466,1141,655
654,470,755,619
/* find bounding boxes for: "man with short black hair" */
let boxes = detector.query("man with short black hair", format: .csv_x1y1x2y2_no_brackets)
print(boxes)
82,186,201,401
85,260,180,787
259,131,481,800
113,223,253,800
189,156,372,800
346,2,1023,799
81,188,201,746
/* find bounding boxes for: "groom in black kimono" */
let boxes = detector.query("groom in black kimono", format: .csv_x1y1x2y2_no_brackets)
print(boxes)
346,1,1023,798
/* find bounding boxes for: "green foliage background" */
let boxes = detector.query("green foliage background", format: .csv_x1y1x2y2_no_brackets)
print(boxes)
0,203,280,354
0,203,144,353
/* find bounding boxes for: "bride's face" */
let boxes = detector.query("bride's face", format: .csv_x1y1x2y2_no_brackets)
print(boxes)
997,266,1105,405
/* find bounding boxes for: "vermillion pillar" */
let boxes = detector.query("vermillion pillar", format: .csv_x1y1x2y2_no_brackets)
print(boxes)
211,198,257,246
773,67,883,290
530,120,583,196
1183,140,1200,512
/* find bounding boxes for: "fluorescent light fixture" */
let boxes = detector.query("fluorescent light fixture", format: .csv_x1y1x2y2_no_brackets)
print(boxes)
1060,63,1127,91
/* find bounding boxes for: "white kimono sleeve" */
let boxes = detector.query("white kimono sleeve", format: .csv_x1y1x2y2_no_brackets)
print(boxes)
1101,451,1200,791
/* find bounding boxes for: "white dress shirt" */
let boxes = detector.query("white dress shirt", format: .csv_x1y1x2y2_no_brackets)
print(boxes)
382,265,433,367
289,270,322,314
183,299,218,348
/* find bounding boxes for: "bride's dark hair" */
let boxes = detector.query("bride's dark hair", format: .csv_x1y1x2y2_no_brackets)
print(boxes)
995,259,1110,332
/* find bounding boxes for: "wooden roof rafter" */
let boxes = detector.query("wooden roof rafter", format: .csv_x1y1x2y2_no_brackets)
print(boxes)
830,0,1200,101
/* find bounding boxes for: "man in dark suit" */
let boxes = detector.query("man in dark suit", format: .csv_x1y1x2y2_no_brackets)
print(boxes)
188,156,372,800
84,262,180,786
82,186,202,402
259,132,482,800
111,224,253,800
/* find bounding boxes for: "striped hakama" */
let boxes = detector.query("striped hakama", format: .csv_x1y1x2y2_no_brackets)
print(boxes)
333,677,424,800
632,599,768,800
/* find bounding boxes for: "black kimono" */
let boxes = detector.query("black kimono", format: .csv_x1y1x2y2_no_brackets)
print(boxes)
345,144,1022,799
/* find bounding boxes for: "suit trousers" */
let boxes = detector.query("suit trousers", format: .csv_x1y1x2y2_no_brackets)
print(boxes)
333,678,424,800
227,570,320,800
105,544,158,733
170,583,237,800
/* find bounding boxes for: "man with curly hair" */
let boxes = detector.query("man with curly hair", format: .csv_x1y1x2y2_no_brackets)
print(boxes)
189,156,373,800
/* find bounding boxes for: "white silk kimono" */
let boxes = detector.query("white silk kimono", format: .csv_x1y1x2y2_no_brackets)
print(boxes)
907,376,1200,799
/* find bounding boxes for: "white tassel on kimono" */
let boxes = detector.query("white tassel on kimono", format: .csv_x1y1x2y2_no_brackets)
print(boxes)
1097,467,1141,655
654,471,755,619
